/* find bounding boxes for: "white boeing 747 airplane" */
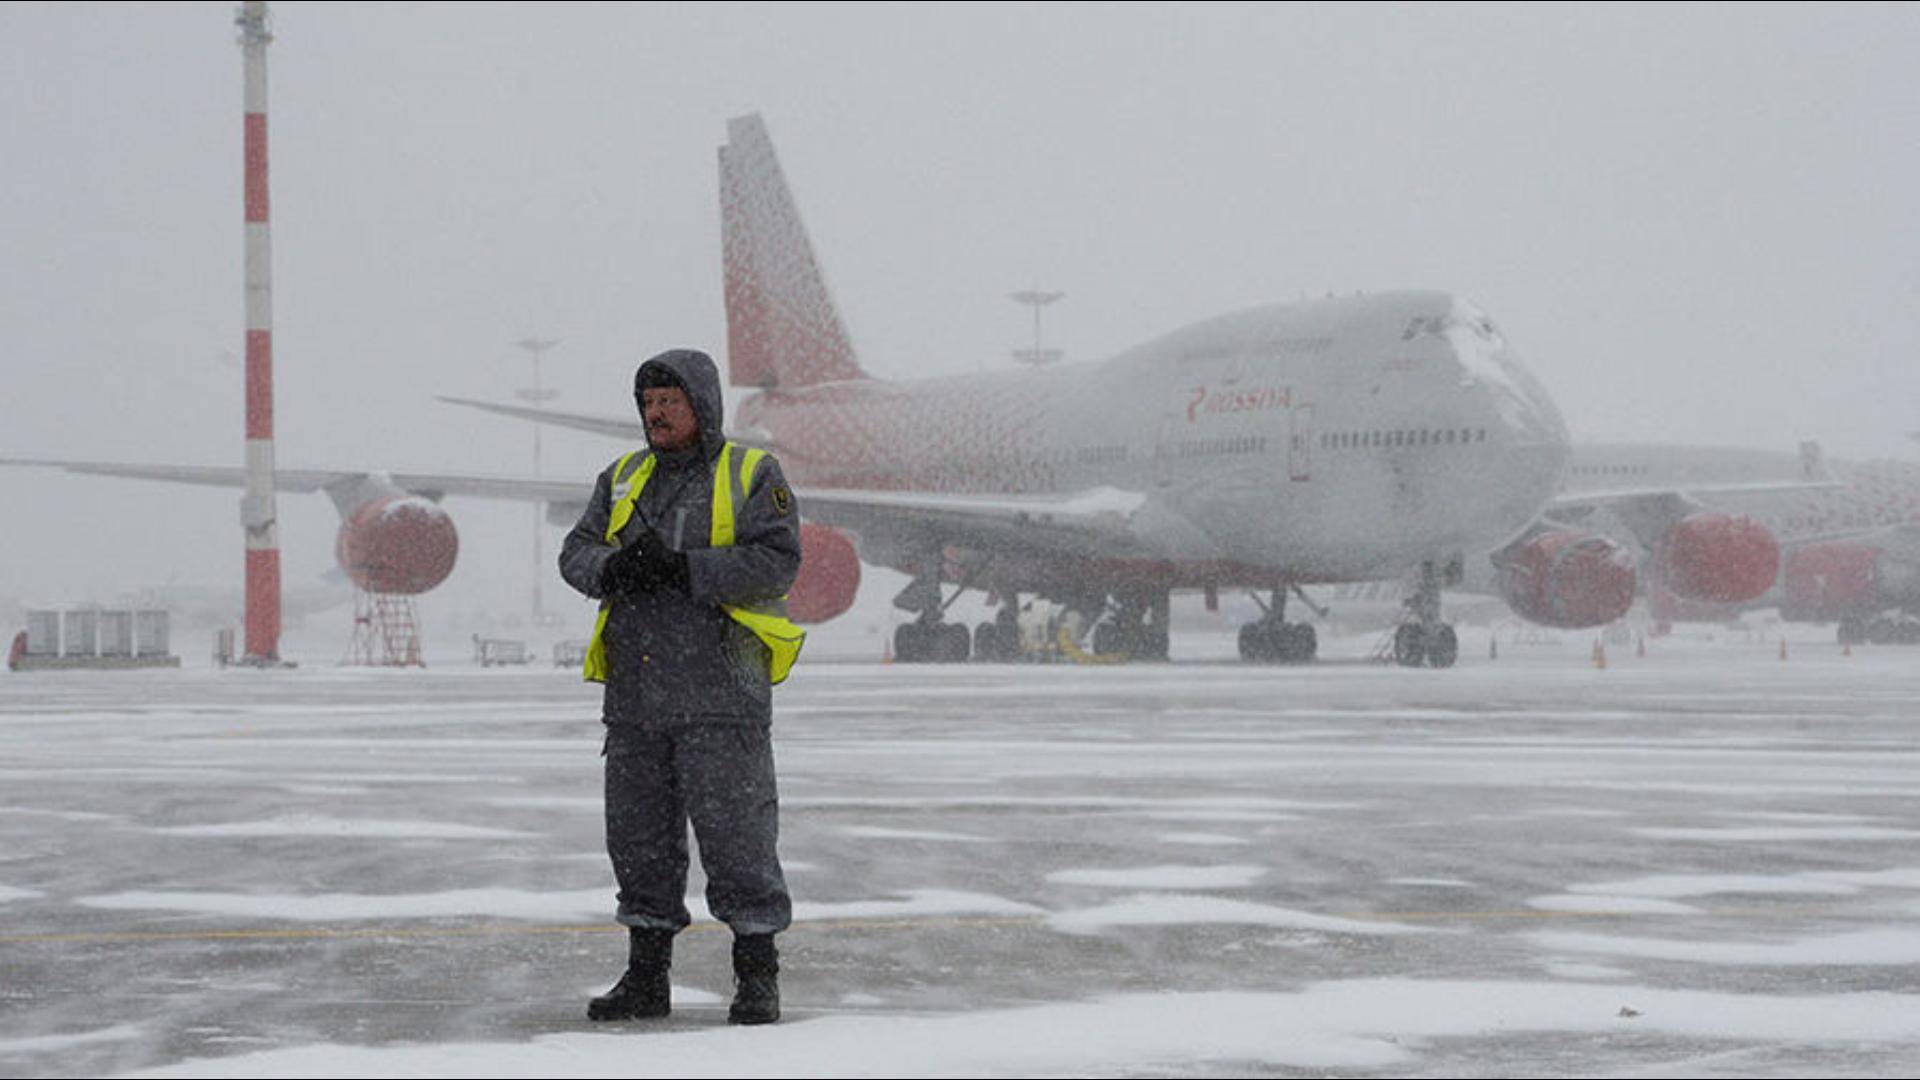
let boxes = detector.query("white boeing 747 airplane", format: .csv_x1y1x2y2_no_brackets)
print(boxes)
443,114,1574,666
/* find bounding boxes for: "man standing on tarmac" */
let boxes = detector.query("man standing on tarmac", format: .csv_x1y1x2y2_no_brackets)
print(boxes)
558,348,805,1025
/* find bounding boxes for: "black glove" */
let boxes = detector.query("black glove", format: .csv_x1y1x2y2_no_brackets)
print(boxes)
600,528,690,596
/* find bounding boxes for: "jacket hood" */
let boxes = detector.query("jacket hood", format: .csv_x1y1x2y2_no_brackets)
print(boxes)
634,348,726,459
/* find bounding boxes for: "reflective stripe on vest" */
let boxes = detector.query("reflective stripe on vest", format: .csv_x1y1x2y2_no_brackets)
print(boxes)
581,443,806,686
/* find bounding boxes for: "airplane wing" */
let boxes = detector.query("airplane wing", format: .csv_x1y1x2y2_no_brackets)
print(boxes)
797,485,1158,560
1543,480,1843,545
1,456,361,494
1549,479,1844,511
0,456,589,505
436,396,783,455
1844,520,1920,554
1,454,1153,556
436,396,642,441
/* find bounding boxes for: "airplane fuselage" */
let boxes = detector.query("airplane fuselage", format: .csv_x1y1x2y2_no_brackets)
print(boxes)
739,290,1569,593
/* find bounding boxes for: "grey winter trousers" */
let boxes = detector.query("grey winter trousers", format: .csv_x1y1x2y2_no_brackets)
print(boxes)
603,724,792,936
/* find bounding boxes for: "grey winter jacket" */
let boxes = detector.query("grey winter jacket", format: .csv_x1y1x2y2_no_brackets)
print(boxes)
558,349,802,726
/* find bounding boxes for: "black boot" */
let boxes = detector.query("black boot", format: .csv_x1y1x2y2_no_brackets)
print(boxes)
728,934,780,1025
588,927,673,1021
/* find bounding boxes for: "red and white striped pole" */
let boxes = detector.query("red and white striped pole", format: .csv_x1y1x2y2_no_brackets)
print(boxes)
237,1,282,663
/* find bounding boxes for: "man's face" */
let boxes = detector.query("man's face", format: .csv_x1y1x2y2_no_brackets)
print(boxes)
642,386,699,452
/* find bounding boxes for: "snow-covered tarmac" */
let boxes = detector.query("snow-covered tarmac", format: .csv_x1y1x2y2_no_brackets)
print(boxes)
3,631,1919,1077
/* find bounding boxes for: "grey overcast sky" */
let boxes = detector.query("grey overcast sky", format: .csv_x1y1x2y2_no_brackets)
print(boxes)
2,2,1917,612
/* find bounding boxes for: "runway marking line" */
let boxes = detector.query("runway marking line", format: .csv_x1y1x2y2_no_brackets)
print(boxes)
0,908,1662,947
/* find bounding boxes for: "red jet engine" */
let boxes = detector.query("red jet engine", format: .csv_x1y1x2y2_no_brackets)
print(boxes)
1780,542,1880,621
789,522,861,624
1655,513,1780,604
1497,529,1638,629
334,495,460,595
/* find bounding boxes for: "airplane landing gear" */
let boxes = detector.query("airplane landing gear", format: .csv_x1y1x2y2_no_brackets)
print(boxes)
890,562,971,663
1391,560,1459,668
973,598,1022,662
1089,590,1171,662
895,615,970,663
1238,585,1318,664
1391,621,1458,668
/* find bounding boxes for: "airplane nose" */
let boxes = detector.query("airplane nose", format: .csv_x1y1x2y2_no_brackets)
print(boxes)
1445,305,1570,533
1443,305,1567,447
1487,356,1572,516
1482,347,1569,454
1454,338,1566,448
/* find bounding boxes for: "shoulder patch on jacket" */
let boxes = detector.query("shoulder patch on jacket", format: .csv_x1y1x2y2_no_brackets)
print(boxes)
771,484,793,516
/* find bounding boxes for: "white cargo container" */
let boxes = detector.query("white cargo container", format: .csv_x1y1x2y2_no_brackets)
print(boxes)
25,611,60,657
136,611,170,657
100,612,134,657
11,607,180,671
63,610,98,658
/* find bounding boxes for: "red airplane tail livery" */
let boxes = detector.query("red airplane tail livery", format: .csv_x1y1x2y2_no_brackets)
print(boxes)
720,114,866,391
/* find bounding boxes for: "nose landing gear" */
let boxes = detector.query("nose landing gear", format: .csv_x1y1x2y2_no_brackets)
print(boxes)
1387,560,1460,668
1391,621,1458,668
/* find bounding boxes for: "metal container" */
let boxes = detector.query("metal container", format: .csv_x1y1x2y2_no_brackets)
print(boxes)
63,609,98,658
99,611,134,657
136,610,170,657
25,611,60,657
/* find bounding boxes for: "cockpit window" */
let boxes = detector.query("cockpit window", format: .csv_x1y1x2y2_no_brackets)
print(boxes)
1452,301,1504,345
1402,310,1502,345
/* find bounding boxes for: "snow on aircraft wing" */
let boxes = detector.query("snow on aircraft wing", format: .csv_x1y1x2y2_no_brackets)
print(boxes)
1543,480,1844,545
436,396,782,454
3,454,1157,559
1,456,355,494
435,396,643,441
797,485,1154,559
1548,479,1845,511
0,456,588,505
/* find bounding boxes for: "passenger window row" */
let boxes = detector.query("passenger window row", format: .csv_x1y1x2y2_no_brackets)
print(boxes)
1175,435,1268,458
1320,428,1488,450
1073,445,1128,464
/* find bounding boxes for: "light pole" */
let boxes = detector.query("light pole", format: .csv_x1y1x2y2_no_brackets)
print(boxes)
514,337,560,622
1009,290,1065,367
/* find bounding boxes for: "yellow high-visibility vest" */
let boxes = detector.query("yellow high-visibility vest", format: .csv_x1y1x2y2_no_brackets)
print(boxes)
582,442,806,685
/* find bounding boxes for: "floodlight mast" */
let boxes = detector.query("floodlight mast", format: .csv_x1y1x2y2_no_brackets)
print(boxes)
1009,290,1065,367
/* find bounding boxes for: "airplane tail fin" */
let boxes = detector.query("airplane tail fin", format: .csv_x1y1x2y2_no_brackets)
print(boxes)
719,114,867,390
